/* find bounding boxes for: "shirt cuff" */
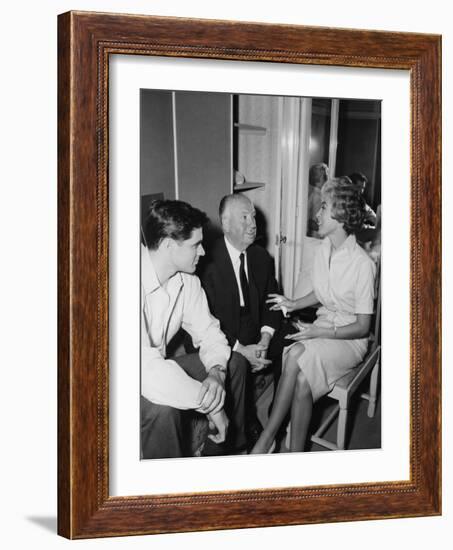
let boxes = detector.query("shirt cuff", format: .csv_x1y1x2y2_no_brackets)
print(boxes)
204,351,230,372
261,326,275,337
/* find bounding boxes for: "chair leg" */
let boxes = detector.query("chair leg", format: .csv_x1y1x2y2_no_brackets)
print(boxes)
337,406,348,450
367,358,380,418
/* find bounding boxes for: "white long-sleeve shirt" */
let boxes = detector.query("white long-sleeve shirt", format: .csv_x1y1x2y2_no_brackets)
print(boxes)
141,245,231,410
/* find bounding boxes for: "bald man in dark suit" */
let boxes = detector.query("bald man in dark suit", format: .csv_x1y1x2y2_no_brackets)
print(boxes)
201,194,285,447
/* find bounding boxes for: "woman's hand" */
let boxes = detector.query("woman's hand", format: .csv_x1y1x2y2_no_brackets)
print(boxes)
286,321,322,341
266,293,295,314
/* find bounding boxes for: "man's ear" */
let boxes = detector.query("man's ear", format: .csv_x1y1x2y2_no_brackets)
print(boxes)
221,214,229,232
159,237,173,250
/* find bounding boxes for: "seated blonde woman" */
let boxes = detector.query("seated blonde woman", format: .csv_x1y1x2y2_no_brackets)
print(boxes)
251,177,376,453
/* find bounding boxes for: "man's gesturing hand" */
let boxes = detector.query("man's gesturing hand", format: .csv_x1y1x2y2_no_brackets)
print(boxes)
197,366,226,415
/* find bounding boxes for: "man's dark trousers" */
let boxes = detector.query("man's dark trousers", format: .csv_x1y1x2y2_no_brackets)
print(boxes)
141,352,247,459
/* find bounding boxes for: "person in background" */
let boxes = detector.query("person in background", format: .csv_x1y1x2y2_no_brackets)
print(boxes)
348,172,381,256
348,172,377,227
307,162,330,237
251,177,376,453
141,199,248,459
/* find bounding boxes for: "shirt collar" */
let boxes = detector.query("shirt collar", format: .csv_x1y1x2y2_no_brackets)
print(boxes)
322,233,357,256
141,244,183,295
342,234,358,253
224,235,246,264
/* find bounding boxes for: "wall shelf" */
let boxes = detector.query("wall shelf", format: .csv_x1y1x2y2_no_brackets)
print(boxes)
234,122,267,135
234,182,266,192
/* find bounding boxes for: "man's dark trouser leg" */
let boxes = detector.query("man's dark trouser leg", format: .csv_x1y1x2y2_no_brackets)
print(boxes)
237,309,264,446
141,352,247,458
224,351,247,452
177,352,247,454
141,397,186,459
141,353,206,459
198,351,247,456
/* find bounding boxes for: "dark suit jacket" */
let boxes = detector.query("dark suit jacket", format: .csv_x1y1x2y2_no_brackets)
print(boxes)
201,238,281,349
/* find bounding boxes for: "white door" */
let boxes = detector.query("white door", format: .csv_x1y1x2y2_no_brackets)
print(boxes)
276,98,339,299
275,97,311,298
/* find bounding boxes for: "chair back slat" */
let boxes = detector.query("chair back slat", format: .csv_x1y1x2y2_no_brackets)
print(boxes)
370,256,381,352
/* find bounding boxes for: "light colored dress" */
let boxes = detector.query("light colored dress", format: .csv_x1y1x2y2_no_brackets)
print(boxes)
285,234,376,401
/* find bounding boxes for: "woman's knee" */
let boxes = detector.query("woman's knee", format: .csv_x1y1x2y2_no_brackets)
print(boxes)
285,344,306,370
294,371,312,400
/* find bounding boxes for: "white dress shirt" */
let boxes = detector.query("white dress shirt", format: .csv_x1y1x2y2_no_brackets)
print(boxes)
223,237,275,347
141,245,230,410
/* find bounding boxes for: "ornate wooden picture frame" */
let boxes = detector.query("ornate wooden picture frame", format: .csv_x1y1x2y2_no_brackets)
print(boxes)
58,11,441,539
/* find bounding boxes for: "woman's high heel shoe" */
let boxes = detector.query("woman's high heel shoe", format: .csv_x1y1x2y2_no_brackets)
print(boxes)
249,439,276,455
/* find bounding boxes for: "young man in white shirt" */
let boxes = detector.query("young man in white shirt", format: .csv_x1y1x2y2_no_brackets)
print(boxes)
141,199,247,458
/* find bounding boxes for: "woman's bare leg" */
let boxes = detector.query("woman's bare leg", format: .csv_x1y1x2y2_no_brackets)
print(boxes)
250,344,305,454
289,370,313,452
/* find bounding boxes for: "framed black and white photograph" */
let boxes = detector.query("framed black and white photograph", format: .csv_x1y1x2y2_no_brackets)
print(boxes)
58,11,441,539
138,89,382,462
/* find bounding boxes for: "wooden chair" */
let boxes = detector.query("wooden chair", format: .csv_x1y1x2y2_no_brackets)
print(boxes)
310,260,381,451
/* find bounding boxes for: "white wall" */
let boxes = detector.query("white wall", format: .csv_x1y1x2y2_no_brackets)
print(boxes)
1,1,450,548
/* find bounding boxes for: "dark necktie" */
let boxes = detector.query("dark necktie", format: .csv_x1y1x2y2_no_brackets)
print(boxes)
239,252,250,311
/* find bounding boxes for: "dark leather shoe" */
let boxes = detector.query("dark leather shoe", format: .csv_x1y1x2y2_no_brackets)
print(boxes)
201,439,227,457
246,418,263,450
